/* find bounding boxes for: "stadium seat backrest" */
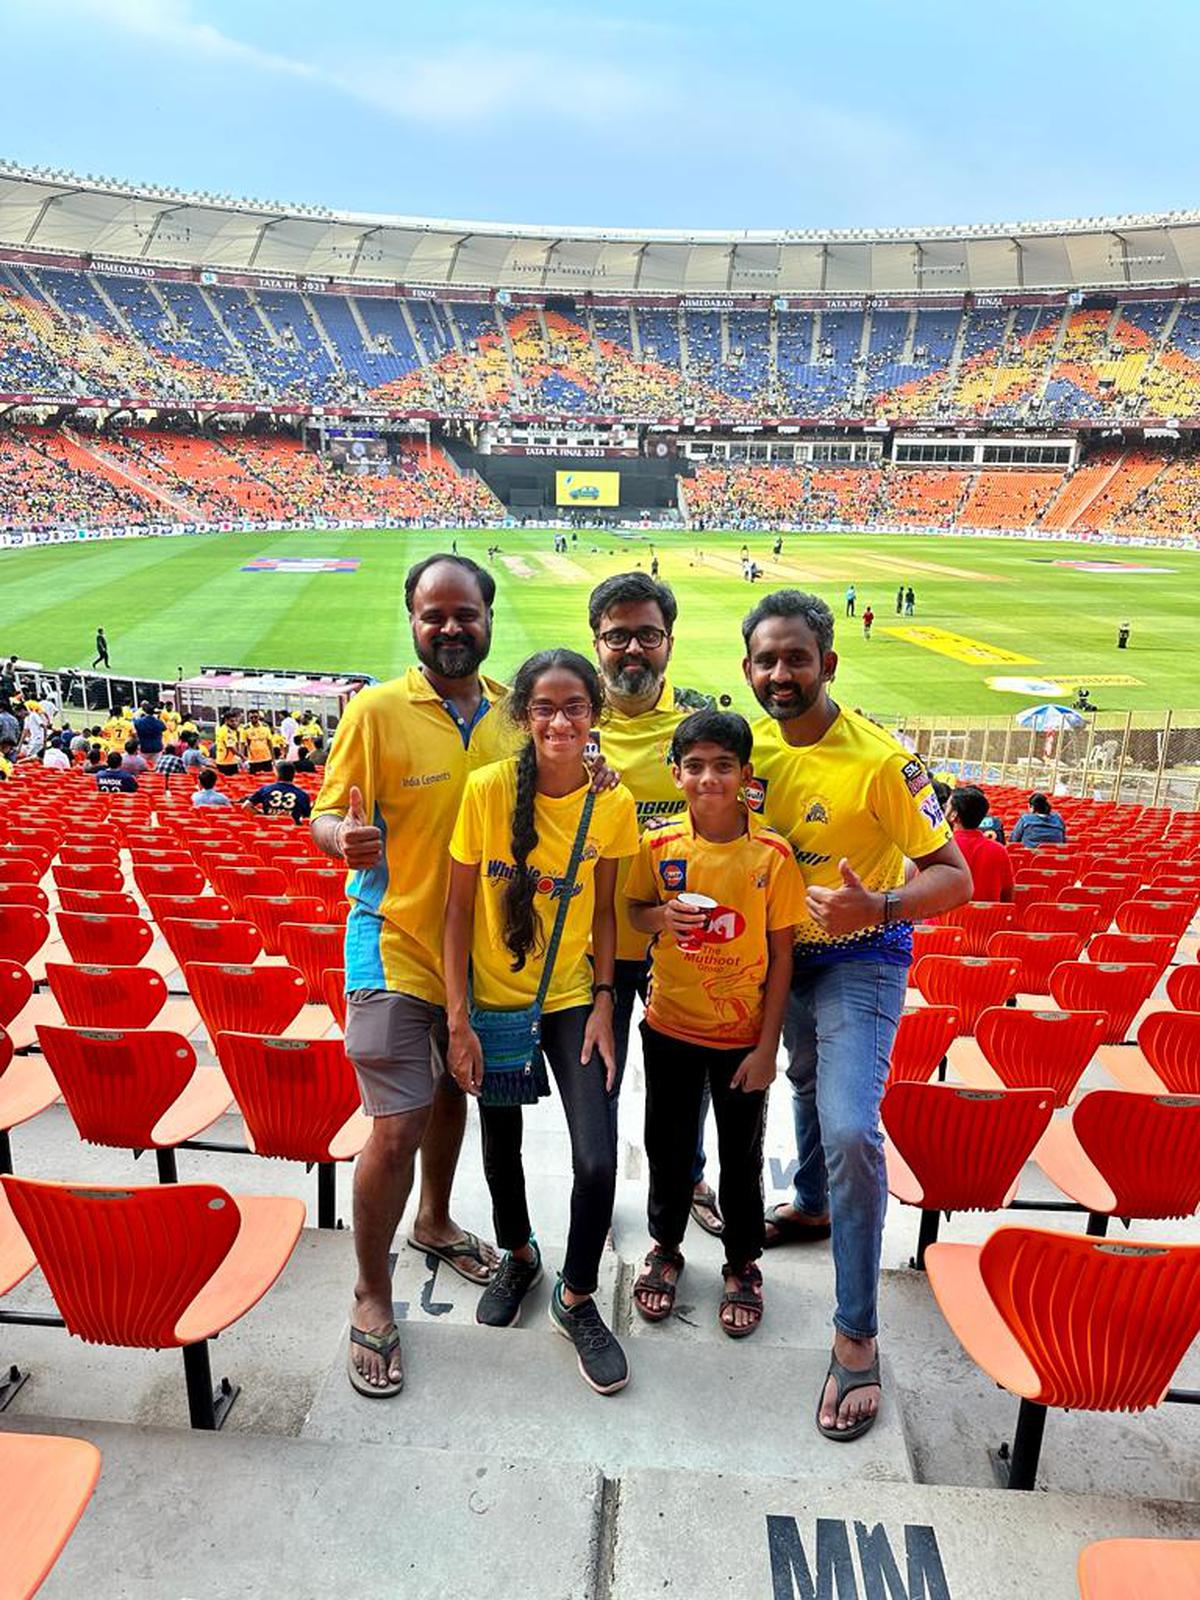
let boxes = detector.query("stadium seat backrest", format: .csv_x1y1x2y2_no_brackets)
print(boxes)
975,1006,1107,1105
1084,872,1142,895
52,863,124,893
38,1026,197,1147
57,888,140,917
910,925,965,962
184,962,307,1040
242,895,326,957
211,866,287,915
278,922,345,1002
58,845,119,868
1021,900,1100,942
215,1034,361,1161
1060,883,1123,927
295,867,347,919
1089,932,1176,977
1014,867,1076,893
1077,1537,1200,1600
1,843,51,877
1072,1090,1200,1219
0,881,49,913
0,959,34,1029
940,902,1017,957
45,963,168,1030
1049,961,1158,1044
977,1226,1200,1411
57,912,154,968
133,862,206,901
1116,900,1193,939
322,967,347,1031
911,955,1022,1035
985,930,1085,995
0,904,50,964
0,1022,10,1079
882,1082,1052,1210
1138,1011,1200,1095
1166,965,1200,1013
887,1005,959,1084
160,918,263,967
0,1176,240,1348
0,856,41,884
145,893,233,925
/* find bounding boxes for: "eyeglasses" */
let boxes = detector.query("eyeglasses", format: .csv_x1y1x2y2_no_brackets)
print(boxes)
528,699,594,723
597,626,668,650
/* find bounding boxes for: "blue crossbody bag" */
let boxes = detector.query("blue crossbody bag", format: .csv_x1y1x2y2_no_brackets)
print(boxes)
469,790,596,1108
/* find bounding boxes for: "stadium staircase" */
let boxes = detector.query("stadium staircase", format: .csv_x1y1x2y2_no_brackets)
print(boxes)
63,429,204,522
2,796,1199,1596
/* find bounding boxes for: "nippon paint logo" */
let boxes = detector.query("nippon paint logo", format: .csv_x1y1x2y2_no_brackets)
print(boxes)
241,557,360,573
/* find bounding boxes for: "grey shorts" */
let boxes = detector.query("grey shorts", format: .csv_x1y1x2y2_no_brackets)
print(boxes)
343,989,449,1117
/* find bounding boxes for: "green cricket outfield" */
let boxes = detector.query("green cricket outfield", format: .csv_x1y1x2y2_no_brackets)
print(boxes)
1,528,1195,717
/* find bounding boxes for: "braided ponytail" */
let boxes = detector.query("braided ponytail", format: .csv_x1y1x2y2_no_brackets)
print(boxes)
503,736,542,971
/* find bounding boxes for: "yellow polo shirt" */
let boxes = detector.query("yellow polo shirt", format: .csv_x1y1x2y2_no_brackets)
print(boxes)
450,759,639,1013
313,666,515,1005
593,677,712,962
215,725,241,766
749,706,952,962
626,807,806,1047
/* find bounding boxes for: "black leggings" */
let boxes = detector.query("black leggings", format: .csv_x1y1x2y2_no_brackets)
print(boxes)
478,1005,617,1296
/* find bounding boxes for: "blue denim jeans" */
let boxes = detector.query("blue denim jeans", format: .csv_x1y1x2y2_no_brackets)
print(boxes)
783,958,907,1341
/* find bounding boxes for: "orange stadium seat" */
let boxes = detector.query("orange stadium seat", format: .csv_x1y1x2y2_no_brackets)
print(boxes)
986,930,1086,995
955,1005,1107,1106
1078,1537,1200,1599
0,1014,58,1174
940,902,1017,957
160,918,264,968
886,1005,960,1085
1089,931,1176,980
185,962,307,1045
1020,901,1100,942
1049,961,1158,1044
0,1431,101,1600
911,955,1022,1036
278,922,345,1003
0,1176,304,1429
45,963,169,1031
242,895,326,957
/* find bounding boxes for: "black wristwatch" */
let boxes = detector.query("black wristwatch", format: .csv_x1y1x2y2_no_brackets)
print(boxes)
882,891,900,926
592,982,616,1000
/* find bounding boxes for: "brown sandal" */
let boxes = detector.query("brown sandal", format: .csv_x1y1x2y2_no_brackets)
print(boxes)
633,1245,684,1322
719,1262,763,1339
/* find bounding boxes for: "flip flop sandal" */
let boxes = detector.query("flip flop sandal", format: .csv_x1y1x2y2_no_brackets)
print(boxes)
718,1262,763,1339
406,1229,495,1285
815,1349,881,1442
632,1245,684,1322
762,1202,831,1249
347,1324,404,1398
689,1184,725,1237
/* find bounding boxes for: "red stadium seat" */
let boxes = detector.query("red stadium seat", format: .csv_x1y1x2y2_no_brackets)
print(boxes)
45,963,169,1030
1166,965,1200,1012
887,1005,960,1084
0,844,51,877
0,882,50,913
986,930,1086,995
144,893,233,925
51,863,124,894
1049,961,1158,1044
0,857,42,885
0,1176,304,1429
1059,883,1124,928
910,925,965,962
1020,900,1100,942
242,895,326,957
1115,899,1195,940
56,912,154,967
911,955,1022,1036
1083,871,1142,896
160,918,264,968
958,1005,1107,1106
278,922,344,1003
57,844,119,868
0,960,33,1029
57,887,140,917
295,866,347,920
211,866,287,916
1102,1011,1200,1096
0,906,50,965
1089,931,1176,980
184,962,307,1045
322,967,347,1032
940,902,1017,957
132,862,206,901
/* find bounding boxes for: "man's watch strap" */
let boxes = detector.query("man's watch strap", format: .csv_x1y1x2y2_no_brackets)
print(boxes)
882,891,901,925
592,982,616,999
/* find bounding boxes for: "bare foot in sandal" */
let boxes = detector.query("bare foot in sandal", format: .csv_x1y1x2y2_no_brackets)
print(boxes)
719,1262,763,1338
818,1332,880,1435
349,1290,404,1395
633,1245,683,1321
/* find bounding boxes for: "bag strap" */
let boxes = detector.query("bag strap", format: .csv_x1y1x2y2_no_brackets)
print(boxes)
534,788,596,1010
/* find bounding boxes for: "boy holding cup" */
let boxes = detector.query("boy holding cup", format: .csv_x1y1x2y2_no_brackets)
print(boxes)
625,709,804,1336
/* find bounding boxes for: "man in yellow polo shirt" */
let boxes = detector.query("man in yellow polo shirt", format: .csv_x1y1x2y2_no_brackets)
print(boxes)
742,589,970,1443
312,554,512,1397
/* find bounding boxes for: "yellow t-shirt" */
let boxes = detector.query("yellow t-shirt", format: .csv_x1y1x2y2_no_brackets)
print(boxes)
593,678,711,962
749,706,952,960
242,722,276,764
626,807,807,1048
449,759,639,1014
215,725,241,766
313,667,515,1005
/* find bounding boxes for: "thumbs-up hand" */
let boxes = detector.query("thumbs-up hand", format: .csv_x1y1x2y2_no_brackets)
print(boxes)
805,857,886,937
337,785,383,869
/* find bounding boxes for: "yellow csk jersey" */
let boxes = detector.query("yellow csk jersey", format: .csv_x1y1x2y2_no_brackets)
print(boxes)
242,722,276,764
450,760,639,1014
215,725,241,766
626,807,806,1048
593,677,712,962
749,707,951,963
313,667,515,1005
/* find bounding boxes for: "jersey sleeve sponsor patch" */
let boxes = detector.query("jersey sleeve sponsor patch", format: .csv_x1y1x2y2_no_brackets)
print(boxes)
901,758,930,796
919,791,946,829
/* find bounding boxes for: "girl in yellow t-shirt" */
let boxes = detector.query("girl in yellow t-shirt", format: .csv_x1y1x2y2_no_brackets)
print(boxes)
445,649,638,1393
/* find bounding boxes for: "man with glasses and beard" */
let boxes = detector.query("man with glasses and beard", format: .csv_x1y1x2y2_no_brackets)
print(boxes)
312,554,510,1397
587,573,722,1235
741,589,970,1442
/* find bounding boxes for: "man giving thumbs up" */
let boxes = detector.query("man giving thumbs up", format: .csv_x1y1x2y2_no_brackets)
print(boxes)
740,590,970,1444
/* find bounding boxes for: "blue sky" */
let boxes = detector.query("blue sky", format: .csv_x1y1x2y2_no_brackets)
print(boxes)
2,0,1198,232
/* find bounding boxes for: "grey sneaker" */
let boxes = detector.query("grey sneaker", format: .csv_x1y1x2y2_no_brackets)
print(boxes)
549,1280,629,1394
476,1243,542,1327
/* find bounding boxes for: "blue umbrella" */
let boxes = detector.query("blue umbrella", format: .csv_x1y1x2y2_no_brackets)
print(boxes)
1013,703,1086,732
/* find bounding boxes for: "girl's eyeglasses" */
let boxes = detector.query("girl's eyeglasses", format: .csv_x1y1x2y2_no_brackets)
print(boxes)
528,700,594,723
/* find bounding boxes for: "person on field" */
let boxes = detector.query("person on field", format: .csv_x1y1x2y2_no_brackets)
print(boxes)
904,587,915,617
1010,791,1067,847
844,584,856,618
862,605,874,641
587,571,723,1236
743,589,970,1440
895,585,904,615
92,627,110,669
444,649,638,1394
626,709,805,1338
311,554,513,1399
947,786,1013,902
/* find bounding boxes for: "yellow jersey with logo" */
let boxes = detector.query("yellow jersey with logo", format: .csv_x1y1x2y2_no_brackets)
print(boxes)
450,759,639,1014
594,677,712,962
749,706,951,964
625,807,806,1048
241,722,276,764
215,725,241,766
313,666,515,1005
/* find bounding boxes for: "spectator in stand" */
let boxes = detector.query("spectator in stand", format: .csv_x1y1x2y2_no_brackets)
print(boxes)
279,709,300,759
979,802,1006,845
120,738,149,776
298,713,323,751
947,787,1014,901
0,736,15,779
133,702,166,761
1011,791,1067,847
192,766,233,808
19,703,47,761
97,750,137,793
155,741,186,777
68,729,90,763
309,734,329,767
243,760,313,826
180,731,207,774
241,709,278,774
895,585,904,615
0,699,20,748
214,711,242,776
42,736,70,771
82,742,105,774
293,744,317,774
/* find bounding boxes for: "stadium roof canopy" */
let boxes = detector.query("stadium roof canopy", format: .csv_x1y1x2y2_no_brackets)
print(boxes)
4,159,1200,295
